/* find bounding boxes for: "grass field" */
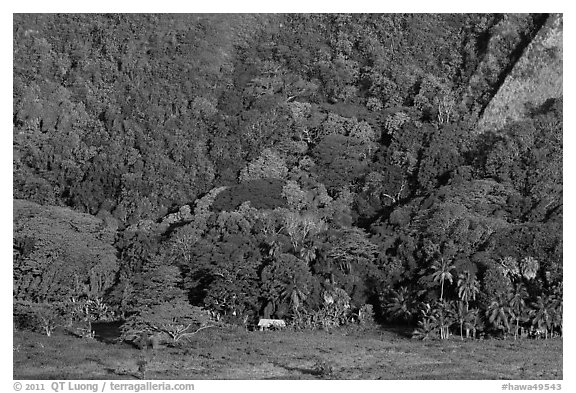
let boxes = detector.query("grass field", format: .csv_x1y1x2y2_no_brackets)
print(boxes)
13,325,562,380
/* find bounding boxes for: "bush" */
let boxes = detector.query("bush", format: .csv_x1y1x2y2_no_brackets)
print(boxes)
356,304,376,325
121,300,212,345
13,301,69,336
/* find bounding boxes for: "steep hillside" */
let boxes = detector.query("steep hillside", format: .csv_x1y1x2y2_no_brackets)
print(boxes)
13,14,562,344
476,13,563,133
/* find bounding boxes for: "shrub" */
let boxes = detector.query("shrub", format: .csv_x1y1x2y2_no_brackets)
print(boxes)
13,301,68,336
356,304,376,325
121,300,212,345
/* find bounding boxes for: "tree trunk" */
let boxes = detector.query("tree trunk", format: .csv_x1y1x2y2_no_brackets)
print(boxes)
439,312,445,339
440,280,444,302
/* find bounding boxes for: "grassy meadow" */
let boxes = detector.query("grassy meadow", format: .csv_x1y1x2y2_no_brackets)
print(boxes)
13,325,562,380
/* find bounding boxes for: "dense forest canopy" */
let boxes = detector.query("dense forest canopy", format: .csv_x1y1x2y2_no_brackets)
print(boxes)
13,13,562,341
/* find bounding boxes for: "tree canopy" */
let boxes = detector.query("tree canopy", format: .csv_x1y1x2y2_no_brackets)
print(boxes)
13,13,562,339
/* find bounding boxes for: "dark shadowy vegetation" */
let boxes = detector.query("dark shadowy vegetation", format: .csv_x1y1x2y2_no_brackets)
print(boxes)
13,13,562,375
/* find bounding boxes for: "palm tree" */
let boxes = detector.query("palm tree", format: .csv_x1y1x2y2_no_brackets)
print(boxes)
507,283,528,339
412,315,439,340
281,278,309,317
530,295,553,339
454,300,467,340
430,257,456,302
453,300,482,340
432,299,454,340
549,284,563,337
299,243,317,264
457,271,480,311
286,286,306,316
463,307,483,339
487,296,512,337
384,287,417,323
412,303,439,340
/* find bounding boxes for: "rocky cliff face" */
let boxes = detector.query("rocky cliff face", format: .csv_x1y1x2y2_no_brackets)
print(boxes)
476,13,563,133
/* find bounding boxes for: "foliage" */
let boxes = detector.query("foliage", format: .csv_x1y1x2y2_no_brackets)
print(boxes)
239,149,289,182
357,304,376,325
121,300,211,344
119,252,214,344
507,283,529,339
383,287,419,323
13,14,562,340
13,301,68,336
487,295,512,336
212,179,287,212
179,233,262,320
428,257,456,302
457,271,480,309
412,303,439,340
261,254,314,318
291,287,353,330
13,200,118,302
